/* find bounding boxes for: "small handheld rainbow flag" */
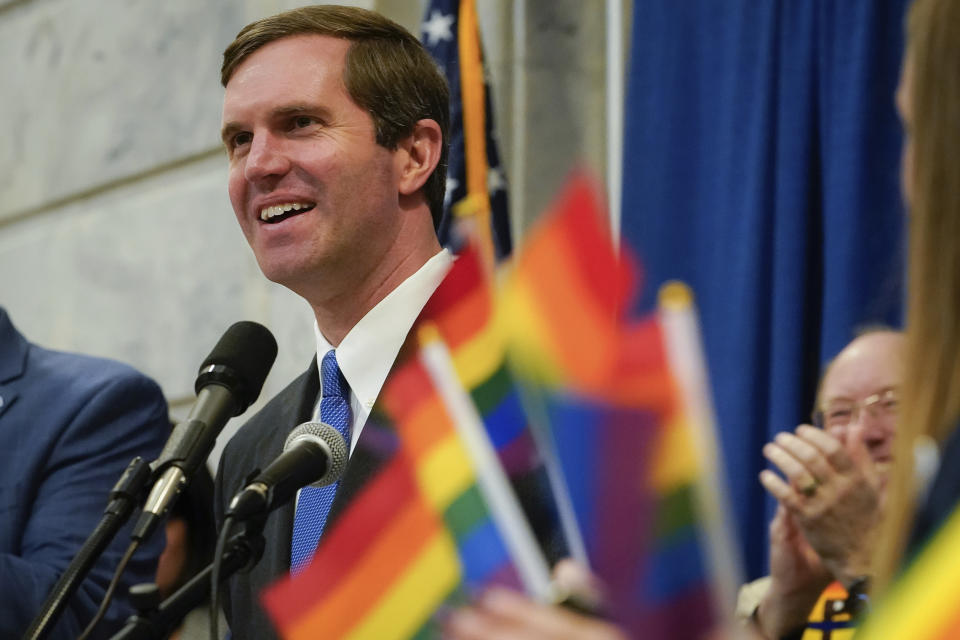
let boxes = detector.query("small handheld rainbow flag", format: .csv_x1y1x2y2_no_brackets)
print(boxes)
419,244,542,481
498,172,741,637
854,503,960,639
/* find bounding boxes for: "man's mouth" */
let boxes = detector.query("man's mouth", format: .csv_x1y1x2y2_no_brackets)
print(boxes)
259,202,316,224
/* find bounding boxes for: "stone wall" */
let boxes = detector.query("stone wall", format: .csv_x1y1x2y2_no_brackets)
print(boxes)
0,0,612,463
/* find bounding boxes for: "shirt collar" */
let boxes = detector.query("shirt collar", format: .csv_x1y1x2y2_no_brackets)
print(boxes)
314,248,454,410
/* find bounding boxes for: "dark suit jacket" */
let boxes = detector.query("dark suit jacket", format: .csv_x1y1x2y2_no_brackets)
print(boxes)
215,338,567,640
0,308,169,639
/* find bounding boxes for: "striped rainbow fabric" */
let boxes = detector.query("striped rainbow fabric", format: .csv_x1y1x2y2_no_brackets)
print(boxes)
855,503,960,639
418,243,541,478
417,243,568,570
261,355,525,639
498,172,732,637
262,246,549,639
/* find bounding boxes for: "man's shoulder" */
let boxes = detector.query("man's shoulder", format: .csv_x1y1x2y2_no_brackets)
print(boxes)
230,365,316,437
7,343,167,448
223,406,283,473
221,364,318,480
26,341,163,401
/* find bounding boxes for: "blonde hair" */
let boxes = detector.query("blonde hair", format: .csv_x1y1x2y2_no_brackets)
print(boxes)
874,0,960,590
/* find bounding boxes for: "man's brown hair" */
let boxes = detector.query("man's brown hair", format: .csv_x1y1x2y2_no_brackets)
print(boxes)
222,5,450,228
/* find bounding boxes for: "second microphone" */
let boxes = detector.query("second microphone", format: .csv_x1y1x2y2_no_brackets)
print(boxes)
226,421,348,520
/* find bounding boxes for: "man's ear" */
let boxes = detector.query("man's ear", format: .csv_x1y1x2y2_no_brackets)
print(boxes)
396,118,443,196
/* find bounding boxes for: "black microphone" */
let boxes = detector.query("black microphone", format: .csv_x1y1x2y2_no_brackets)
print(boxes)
227,421,348,520
132,321,278,542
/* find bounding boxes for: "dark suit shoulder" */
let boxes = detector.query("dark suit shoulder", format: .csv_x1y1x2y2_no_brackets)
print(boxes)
216,360,317,512
220,363,319,499
228,366,317,447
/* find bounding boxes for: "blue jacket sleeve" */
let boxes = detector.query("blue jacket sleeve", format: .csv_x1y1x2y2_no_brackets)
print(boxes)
0,360,168,639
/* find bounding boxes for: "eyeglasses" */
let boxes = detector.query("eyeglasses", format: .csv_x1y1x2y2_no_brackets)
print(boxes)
813,387,899,430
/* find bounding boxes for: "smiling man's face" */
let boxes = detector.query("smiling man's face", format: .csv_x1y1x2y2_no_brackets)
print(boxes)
221,34,403,294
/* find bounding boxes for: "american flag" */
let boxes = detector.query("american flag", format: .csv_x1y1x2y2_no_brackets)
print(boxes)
421,0,513,265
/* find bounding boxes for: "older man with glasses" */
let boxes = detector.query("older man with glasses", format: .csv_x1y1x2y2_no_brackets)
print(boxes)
737,330,904,640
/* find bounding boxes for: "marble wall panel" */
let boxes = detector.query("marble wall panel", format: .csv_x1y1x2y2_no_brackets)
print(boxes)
0,0,252,220
0,154,313,408
0,0,389,220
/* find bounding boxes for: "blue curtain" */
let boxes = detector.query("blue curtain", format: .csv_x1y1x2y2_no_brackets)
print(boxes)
621,0,908,579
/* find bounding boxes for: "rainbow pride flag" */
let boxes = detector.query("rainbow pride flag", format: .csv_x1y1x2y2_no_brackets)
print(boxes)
417,244,571,561
499,173,740,637
420,244,540,477
262,247,553,639
854,503,960,639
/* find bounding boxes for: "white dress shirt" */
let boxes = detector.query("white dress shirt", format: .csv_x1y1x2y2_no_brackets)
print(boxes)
313,248,454,455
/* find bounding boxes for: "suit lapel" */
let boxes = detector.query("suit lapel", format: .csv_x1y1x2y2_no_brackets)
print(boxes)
255,359,320,574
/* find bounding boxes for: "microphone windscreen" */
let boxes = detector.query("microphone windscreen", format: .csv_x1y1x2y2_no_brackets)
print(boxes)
197,321,278,411
284,421,349,487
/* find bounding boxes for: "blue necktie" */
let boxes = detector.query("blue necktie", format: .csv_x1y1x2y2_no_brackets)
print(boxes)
290,350,352,572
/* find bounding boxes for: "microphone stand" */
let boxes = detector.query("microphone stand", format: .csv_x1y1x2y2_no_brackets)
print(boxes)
23,457,153,640
109,521,266,640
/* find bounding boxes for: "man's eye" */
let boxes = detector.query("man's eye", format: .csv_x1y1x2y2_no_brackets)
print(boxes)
293,116,316,129
231,132,252,148
827,408,853,421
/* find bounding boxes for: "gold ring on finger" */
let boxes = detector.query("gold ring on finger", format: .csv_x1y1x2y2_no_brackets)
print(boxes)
800,478,819,497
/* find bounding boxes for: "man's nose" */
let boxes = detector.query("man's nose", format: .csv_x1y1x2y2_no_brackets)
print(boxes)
852,406,895,444
244,133,291,183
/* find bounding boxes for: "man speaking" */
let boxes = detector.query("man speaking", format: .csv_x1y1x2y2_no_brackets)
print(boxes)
214,6,463,639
